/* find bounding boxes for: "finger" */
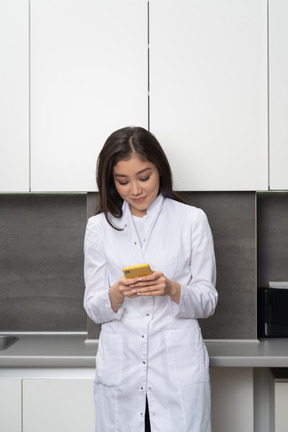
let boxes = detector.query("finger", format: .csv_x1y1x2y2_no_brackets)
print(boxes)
139,272,164,284
122,290,139,298
136,284,163,293
121,276,141,287
135,281,167,296
134,278,165,289
137,289,162,297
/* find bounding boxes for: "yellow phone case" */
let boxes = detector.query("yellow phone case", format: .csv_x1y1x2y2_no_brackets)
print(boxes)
122,263,152,279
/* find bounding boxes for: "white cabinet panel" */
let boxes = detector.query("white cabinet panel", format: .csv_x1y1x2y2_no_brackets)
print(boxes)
23,379,95,432
269,0,288,190
274,381,288,432
0,0,29,192
150,0,268,191
0,379,22,432
30,0,148,192
210,367,254,432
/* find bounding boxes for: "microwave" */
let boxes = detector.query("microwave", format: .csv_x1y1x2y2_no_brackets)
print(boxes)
258,288,288,337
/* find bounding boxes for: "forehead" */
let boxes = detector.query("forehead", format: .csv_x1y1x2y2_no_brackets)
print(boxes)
113,154,154,175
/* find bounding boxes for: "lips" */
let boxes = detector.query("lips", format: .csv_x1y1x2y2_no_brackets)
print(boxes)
131,196,147,204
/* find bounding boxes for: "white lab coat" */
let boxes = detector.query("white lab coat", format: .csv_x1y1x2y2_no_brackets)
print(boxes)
84,194,217,432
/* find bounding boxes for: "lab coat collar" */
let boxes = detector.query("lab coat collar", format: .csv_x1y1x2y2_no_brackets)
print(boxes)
122,193,164,221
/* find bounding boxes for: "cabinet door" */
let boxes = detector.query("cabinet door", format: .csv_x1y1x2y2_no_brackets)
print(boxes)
0,379,22,432
269,0,288,190
0,0,29,192
23,379,95,432
210,368,254,432
274,381,288,432
30,0,148,192
149,0,267,191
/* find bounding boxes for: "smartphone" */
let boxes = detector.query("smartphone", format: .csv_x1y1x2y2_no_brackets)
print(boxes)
122,263,152,279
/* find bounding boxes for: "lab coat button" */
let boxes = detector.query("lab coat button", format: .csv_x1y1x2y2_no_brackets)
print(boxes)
143,361,146,364
142,335,144,338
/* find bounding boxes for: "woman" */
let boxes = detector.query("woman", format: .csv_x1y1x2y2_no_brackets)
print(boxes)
84,126,217,432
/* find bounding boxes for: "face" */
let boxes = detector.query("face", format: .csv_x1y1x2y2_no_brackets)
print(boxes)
113,154,160,217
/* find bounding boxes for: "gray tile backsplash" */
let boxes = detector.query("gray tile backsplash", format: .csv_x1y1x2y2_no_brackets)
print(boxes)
180,192,257,340
0,191,261,338
0,194,87,331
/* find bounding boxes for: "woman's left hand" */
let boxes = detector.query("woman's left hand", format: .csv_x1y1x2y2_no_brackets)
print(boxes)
132,271,181,304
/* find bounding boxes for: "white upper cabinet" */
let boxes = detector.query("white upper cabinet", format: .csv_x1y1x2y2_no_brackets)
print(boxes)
0,0,29,192
30,0,148,192
149,0,268,191
269,0,288,190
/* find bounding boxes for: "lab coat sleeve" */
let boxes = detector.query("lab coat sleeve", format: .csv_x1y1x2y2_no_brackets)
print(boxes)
83,217,124,324
170,208,218,319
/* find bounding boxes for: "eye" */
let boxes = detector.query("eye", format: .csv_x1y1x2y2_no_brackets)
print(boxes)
140,176,150,182
118,181,128,186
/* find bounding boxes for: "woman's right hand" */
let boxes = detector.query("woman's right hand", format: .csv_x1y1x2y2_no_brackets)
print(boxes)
109,276,140,311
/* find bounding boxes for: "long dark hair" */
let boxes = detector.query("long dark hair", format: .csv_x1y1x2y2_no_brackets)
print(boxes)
96,126,185,229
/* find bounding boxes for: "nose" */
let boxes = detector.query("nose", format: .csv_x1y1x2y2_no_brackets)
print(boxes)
131,181,142,196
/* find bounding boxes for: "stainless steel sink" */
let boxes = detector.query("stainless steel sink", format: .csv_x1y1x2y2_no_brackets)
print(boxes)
0,335,19,351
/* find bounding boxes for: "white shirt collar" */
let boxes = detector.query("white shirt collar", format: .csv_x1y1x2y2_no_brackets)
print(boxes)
122,193,164,220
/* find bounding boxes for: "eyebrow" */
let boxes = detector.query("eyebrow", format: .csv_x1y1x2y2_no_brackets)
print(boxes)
114,167,152,178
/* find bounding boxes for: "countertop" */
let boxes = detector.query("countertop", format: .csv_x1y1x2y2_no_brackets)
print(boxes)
0,333,97,368
1,333,288,369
